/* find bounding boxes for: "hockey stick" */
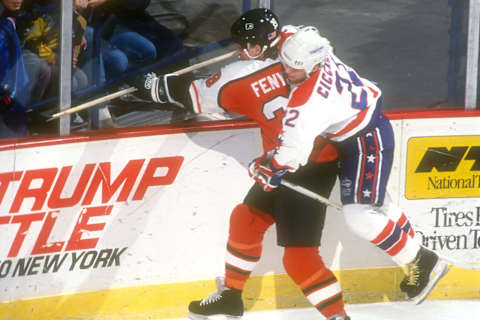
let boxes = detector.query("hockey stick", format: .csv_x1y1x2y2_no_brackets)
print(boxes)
280,179,343,210
48,50,237,121
171,50,236,76
46,87,137,121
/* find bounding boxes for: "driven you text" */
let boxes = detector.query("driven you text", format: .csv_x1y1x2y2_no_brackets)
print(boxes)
416,206,480,250
0,157,184,260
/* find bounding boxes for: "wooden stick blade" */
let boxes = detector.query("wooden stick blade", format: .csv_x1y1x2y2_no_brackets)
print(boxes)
48,87,138,120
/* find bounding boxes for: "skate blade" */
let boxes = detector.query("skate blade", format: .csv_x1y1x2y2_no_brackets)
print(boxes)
188,312,242,320
412,260,450,305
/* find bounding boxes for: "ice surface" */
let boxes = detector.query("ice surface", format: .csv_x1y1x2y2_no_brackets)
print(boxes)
169,299,479,320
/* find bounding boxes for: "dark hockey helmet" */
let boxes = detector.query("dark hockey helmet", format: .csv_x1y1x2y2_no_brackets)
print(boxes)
230,8,280,52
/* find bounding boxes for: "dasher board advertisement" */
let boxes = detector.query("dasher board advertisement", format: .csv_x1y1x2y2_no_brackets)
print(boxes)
0,126,262,302
406,135,480,199
399,116,480,269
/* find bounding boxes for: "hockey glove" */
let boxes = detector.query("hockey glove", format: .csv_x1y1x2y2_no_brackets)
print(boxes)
134,72,168,103
248,153,289,192
134,72,194,110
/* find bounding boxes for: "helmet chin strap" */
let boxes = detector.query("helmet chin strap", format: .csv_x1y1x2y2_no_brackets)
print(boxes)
243,36,280,60
243,45,267,60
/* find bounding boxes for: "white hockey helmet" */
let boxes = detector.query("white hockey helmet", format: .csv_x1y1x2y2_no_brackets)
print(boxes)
279,26,331,74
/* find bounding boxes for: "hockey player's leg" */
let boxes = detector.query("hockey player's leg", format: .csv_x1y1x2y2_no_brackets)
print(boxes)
380,194,415,238
283,247,350,320
377,200,450,303
188,204,273,319
224,204,274,290
342,204,418,263
342,203,449,304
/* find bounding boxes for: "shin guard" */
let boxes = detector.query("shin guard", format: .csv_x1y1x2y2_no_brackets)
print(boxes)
225,204,274,290
283,247,347,318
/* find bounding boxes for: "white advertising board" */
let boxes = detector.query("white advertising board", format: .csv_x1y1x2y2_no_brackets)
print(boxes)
397,116,480,267
0,122,396,303
0,128,263,301
2,113,479,304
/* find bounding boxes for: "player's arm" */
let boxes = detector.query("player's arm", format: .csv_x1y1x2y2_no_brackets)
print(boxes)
185,60,258,114
135,60,257,115
249,100,330,191
134,72,196,111
134,70,229,114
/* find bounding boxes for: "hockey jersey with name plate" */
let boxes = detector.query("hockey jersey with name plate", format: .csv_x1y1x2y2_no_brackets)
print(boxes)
187,58,338,162
274,52,382,170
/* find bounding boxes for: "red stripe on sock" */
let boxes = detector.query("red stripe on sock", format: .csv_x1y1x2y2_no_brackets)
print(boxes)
371,220,395,245
387,231,408,256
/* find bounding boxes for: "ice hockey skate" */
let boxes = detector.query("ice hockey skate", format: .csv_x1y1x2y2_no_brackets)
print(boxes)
400,247,450,304
188,277,244,319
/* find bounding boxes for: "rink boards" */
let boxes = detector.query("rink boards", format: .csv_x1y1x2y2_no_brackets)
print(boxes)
1,110,480,319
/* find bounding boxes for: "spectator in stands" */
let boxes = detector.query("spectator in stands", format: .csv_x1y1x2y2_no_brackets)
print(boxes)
15,0,51,107
86,0,184,80
0,0,30,138
18,0,88,103
76,0,184,129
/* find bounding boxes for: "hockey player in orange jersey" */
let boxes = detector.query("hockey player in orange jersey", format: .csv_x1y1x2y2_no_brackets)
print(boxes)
137,8,350,320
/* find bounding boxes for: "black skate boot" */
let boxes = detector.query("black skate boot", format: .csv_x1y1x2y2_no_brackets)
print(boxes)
400,247,449,304
188,277,244,319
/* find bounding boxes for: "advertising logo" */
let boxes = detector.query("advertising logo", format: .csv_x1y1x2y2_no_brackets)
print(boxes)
0,156,183,278
406,136,480,199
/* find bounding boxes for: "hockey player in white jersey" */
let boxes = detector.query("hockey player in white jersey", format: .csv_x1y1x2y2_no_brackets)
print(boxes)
137,10,351,320
249,25,450,305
